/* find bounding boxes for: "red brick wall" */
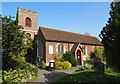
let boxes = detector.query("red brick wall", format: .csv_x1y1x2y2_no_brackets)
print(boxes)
45,41,69,65
17,7,38,39
45,41,98,66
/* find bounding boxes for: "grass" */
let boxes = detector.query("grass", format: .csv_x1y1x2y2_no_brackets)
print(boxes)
56,68,120,83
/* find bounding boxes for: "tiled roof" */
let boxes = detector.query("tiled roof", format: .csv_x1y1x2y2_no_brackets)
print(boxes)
39,26,103,46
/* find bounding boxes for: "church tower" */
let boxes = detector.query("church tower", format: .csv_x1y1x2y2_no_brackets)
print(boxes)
17,7,38,39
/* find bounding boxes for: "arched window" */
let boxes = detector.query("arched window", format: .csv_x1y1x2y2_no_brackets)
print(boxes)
58,44,64,54
82,46,86,55
25,17,31,27
26,33,31,38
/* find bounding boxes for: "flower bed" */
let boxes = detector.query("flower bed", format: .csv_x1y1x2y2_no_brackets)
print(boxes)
2,67,38,83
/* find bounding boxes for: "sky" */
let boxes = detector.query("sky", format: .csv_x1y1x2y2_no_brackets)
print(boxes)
2,2,111,40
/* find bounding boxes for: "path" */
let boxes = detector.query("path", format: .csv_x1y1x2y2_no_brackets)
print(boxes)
33,67,80,83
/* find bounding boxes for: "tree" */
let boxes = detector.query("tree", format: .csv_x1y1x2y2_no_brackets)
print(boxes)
94,47,101,58
99,1,120,72
2,16,27,70
25,37,37,64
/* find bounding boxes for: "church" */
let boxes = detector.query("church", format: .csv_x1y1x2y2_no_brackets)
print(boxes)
17,7,103,66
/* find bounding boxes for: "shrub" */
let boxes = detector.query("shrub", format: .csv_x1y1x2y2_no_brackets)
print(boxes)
41,61,46,69
55,61,72,69
54,52,63,62
94,47,101,58
63,61,71,69
30,67,38,77
36,62,41,68
63,52,77,67
3,56,32,70
84,59,93,65
55,61,63,69
0,70,3,83
14,60,32,70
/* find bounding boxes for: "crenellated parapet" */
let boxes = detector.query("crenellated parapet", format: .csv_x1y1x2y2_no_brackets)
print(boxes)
18,7,37,16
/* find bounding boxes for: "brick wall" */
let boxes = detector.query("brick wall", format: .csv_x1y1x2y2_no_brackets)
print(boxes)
17,7,38,39
45,41,97,66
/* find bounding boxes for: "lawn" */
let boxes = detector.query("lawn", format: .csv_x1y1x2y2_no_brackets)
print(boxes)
56,68,120,83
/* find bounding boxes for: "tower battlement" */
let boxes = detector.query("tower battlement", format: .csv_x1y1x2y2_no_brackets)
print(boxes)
18,7,37,16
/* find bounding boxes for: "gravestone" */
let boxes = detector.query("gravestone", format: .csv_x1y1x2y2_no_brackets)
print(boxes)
93,57,104,73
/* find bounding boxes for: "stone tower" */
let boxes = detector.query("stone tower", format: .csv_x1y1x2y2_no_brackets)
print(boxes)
17,7,38,39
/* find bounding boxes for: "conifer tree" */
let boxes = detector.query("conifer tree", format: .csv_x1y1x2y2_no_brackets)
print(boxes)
99,1,120,72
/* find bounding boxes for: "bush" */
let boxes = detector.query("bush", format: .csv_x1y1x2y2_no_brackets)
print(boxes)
63,52,77,67
31,67,38,77
13,60,32,70
55,61,72,69
36,62,41,68
0,70,3,83
55,61,64,69
63,61,71,69
3,55,32,71
54,52,63,62
84,59,93,65
41,61,46,69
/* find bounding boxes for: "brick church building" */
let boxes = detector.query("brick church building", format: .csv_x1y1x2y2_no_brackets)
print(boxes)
17,7,103,66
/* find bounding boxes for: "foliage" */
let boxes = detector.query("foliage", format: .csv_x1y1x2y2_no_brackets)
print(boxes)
94,47,101,58
94,47,105,61
79,66,88,71
63,61,72,69
99,1,120,72
84,59,93,65
2,16,27,70
2,67,38,83
54,52,63,62
0,70,2,83
41,61,46,69
62,52,77,67
25,38,37,64
57,69,120,83
55,61,63,69
4,56,32,70
36,62,41,68
55,61,72,69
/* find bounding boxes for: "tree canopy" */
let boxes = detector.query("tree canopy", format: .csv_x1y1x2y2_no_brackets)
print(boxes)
2,16,27,70
99,1,120,72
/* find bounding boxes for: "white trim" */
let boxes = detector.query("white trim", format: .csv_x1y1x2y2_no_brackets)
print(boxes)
20,29,38,33
18,12,36,17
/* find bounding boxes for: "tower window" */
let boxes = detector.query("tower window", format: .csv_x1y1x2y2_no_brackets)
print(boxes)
25,17,31,27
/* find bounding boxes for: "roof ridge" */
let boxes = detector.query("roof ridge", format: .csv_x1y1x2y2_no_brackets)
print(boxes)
39,26,97,38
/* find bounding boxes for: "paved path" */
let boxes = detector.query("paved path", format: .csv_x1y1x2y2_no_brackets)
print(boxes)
33,67,80,83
